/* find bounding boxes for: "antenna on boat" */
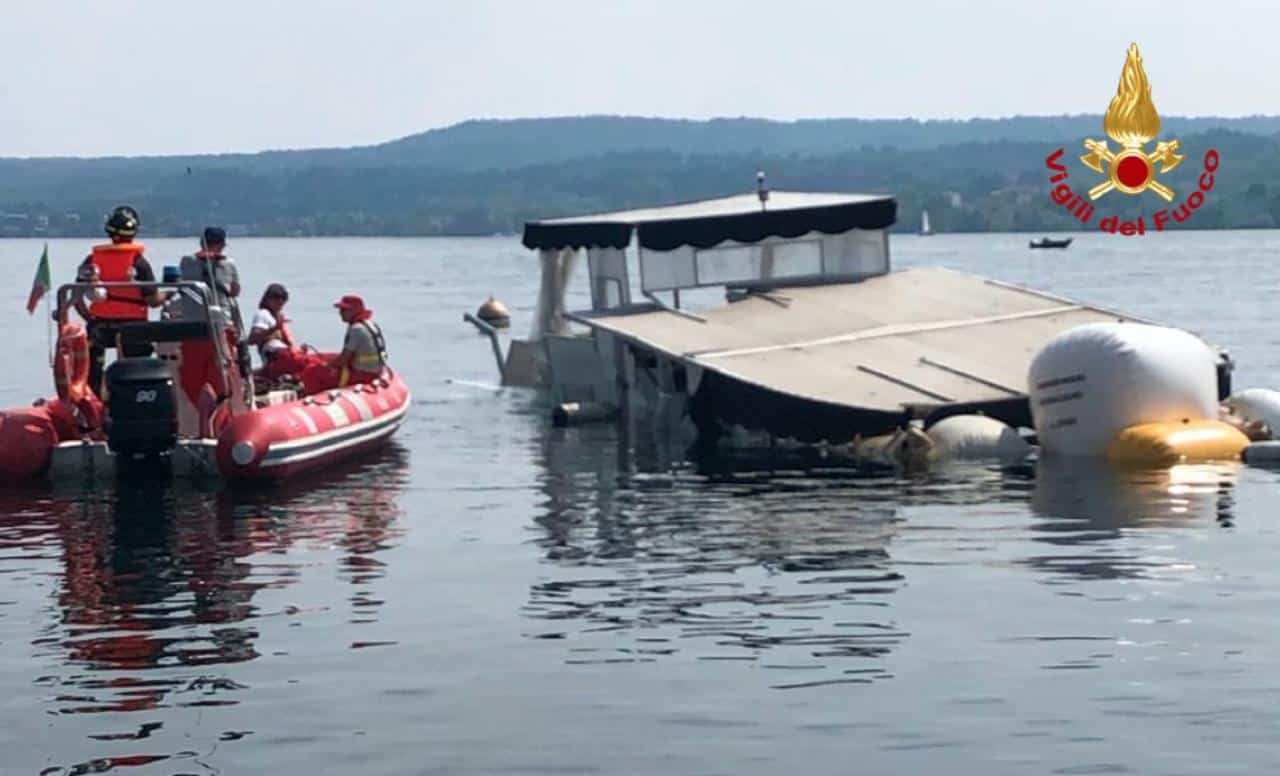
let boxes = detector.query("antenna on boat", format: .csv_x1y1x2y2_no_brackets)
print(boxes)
756,171,769,211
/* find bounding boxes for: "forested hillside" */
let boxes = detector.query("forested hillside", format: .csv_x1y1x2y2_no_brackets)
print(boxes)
1,115,1276,236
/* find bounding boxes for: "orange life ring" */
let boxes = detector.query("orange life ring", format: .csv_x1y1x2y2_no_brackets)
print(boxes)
54,322,91,404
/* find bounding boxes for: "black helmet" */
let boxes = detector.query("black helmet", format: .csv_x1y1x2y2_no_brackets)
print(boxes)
104,205,139,238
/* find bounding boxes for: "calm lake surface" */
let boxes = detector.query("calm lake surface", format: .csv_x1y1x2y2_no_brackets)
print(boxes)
3,231,1280,775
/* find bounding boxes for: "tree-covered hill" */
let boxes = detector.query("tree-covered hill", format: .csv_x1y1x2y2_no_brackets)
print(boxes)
0,115,1276,237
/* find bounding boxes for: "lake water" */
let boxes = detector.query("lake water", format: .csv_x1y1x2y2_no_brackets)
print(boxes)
3,231,1280,775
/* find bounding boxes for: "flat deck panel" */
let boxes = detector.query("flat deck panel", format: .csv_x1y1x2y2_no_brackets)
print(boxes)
573,267,1146,412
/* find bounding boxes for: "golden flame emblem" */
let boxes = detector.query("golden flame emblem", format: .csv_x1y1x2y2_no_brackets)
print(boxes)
1080,43,1183,201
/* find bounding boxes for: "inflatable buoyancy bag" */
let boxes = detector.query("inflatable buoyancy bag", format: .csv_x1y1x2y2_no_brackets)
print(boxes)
1104,419,1249,466
1028,323,1219,457
1224,388,1280,436
0,407,57,479
926,414,1031,460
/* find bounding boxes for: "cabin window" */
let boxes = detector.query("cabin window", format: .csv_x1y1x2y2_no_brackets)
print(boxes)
767,240,823,278
587,246,633,311
639,245,698,292
695,245,761,285
694,239,822,285
638,228,888,293
823,229,889,276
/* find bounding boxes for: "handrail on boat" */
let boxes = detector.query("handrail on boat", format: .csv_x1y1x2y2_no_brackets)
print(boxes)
55,280,247,414
642,291,706,323
463,312,507,381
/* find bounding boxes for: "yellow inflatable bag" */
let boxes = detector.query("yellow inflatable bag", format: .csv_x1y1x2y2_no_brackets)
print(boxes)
1105,419,1249,466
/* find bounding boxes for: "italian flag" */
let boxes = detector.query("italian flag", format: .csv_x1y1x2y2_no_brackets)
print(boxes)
26,243,51,314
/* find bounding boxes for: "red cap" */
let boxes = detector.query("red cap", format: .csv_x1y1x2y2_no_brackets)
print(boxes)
334,294,365,310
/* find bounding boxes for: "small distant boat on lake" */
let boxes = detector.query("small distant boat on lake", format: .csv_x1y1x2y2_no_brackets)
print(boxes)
919,210,933,236
1029,237,1072,249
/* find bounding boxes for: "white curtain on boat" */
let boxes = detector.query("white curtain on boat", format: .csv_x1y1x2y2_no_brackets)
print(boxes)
532,247,579,339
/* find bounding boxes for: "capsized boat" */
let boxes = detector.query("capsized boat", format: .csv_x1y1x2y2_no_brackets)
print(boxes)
0,280,409,483
465,186,1231,444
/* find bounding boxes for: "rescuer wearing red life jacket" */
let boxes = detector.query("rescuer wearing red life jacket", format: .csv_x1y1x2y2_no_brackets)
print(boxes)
73,206,165,397
298,295,388,394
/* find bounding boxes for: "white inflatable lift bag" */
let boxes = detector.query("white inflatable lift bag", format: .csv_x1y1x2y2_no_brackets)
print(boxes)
1225,388,1280,434
1027,322,1218,456
927,415,1031,460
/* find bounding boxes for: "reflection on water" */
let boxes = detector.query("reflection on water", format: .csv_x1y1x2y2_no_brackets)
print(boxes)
525,427,1241,689
529,428,1014,688
1027,457,1238,580
0,447,408,774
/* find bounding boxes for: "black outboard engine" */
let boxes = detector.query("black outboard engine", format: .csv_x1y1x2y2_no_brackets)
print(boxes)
104,358,178,458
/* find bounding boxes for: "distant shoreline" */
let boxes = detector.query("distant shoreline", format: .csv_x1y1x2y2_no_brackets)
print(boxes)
4,115,1276,238
4,225,1274,241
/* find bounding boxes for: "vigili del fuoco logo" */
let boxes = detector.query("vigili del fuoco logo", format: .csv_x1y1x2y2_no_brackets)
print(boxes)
1045,43,1220,235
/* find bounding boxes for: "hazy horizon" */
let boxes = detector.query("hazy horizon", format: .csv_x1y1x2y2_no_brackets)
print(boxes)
5,0,1278,158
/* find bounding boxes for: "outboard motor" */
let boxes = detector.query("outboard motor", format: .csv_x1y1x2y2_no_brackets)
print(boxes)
104,358,178,458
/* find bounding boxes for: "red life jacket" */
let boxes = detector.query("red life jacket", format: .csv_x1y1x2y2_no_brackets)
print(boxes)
278,319,295,348
88,242,147,321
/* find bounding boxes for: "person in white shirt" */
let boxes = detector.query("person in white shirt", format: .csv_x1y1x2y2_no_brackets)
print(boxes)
248,283,317,381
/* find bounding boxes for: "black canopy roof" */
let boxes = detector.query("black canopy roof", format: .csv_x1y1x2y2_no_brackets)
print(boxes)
522,191,897,252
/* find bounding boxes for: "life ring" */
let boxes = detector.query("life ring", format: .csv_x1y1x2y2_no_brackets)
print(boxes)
53,322,91,404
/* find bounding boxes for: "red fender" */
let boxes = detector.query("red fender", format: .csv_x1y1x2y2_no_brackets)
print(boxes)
0,406,57,479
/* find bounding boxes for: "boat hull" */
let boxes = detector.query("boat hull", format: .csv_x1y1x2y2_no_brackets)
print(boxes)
216,373,411,482
0,373,410,484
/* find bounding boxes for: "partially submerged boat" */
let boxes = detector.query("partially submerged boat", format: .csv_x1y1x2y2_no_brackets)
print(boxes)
0,280,409,483
1029,237,1072,249
466,188,1231,444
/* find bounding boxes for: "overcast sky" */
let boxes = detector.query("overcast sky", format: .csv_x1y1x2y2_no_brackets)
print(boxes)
2,0,1273,158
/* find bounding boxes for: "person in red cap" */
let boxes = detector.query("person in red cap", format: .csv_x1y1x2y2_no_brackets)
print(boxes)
298,294,388,394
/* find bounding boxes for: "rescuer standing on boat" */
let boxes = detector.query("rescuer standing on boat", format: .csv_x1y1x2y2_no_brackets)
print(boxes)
72,206,164,396
174,226,242,404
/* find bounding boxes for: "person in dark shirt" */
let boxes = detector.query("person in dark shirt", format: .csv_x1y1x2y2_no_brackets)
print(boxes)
69,206,166,396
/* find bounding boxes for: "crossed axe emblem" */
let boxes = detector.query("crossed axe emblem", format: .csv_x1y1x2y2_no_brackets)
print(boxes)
1079,138,1184,201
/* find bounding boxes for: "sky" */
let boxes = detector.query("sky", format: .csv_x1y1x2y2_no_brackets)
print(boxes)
2,0,1276,158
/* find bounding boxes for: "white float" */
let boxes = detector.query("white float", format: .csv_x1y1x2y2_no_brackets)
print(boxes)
1224,388,1280,435
1027,322,1218,456
927,414,1031,460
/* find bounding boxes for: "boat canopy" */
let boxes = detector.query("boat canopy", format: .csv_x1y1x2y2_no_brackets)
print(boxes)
522,191,897,252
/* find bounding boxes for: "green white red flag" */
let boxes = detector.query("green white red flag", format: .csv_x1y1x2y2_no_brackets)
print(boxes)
26,243,51,314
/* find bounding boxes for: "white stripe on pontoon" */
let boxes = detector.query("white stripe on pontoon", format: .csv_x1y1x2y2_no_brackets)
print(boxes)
260,406,408,468
323,402,351,428
291,407,319,434
346,392,374,422
262,398,410,455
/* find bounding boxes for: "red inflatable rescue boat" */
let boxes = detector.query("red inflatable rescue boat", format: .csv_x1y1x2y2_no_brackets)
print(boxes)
216,375,410,481
0,279,410,483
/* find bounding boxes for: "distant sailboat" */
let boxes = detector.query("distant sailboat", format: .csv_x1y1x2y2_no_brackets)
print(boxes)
920,210,933,236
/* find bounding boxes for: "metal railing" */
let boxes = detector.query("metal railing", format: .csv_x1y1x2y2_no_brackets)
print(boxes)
55,280,249,414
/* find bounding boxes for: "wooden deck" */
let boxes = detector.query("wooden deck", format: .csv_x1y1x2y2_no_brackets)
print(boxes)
569,267,1148,414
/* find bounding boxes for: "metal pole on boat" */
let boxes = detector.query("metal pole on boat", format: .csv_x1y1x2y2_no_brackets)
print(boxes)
464,312,507,382
42,242,56,367
45,286,53,368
